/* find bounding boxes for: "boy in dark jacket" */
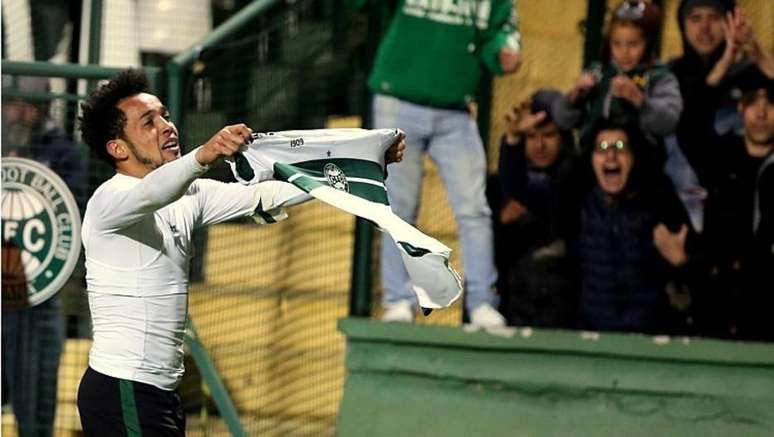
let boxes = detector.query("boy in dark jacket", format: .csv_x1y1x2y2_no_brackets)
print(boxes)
493,89,577,328
694,74,774,341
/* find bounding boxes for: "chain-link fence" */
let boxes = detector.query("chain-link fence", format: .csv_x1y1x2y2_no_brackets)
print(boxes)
3,0,370,432
173,1,368,435
2,0,369,434
2,72,93,436
2,0,773,435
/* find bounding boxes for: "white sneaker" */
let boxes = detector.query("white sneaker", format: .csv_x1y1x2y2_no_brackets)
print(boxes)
469,303,506,328
381,300,414,323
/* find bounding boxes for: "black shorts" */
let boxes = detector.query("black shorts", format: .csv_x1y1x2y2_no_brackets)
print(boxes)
77,367,185,437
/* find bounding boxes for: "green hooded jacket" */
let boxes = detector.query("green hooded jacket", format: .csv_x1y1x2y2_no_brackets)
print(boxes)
348,0,521,108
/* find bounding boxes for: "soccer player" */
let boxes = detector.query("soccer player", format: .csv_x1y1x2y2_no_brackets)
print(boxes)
75,69,404,435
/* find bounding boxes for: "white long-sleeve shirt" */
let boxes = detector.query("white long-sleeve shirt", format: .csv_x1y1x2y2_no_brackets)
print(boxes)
83,150,304,390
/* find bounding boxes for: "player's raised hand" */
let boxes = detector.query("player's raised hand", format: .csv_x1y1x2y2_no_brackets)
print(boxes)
196,124,253,165
385,132,406,164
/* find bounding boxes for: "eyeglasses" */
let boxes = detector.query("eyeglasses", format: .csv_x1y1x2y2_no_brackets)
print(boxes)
615,0,646,20
595,140,627,153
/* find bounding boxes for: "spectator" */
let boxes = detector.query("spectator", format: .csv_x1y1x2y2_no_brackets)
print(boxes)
672,1,773,145
492,90,577,328
554,0,682,150
347,0,523,327
693,72,773,341
2,76,86,206
570,121,692,334
666,1,774,233
753,149,774,340
1,77,75,437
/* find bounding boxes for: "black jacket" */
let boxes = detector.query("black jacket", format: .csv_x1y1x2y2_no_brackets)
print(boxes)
693,134,772,340
575,183,687,333
493,136,578,328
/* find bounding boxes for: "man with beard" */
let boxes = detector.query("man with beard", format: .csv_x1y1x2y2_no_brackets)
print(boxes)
74,69,406,435
2,77,85,203
1,76,79,437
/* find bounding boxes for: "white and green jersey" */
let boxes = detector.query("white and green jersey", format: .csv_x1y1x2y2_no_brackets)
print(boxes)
229,128,463,310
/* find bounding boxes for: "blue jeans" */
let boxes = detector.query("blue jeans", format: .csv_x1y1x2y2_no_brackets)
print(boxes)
2,296,65,437
373,94,498,311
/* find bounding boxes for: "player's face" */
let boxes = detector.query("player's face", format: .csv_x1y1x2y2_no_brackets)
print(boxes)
117,93,180,171
592,129,634,196
683,6,725,57
524,122,562,169
610,23,646,72
741,90,774,148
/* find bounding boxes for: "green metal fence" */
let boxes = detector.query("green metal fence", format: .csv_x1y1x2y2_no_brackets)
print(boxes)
1,60,250,437
163,0,372,435
1,61,161,436
5,1,771,435
3,0,370,433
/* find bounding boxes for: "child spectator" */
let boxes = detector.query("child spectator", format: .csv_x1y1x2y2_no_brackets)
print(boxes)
554,0,682,150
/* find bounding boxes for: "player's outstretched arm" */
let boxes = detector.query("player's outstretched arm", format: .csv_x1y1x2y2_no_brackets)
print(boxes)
94,124,253,232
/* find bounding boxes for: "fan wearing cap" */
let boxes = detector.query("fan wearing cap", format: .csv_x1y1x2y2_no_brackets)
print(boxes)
492,89,578,328
691,74,774,341
553,0,683,150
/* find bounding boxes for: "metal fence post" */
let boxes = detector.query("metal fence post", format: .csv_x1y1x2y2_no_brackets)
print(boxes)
583,0,607,68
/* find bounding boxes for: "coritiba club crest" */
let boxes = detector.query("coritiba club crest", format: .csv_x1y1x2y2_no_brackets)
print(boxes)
1,158,82,307
323,163,350,192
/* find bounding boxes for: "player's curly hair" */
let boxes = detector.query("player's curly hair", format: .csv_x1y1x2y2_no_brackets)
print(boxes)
79,69,150,167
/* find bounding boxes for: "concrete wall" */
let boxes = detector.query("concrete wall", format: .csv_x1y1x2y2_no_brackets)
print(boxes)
338,318,774,437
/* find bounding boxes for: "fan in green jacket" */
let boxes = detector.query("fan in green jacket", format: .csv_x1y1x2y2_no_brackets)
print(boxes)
348,0,522,108
347,0,523,328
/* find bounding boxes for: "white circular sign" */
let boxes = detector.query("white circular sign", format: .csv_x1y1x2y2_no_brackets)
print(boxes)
1,157,82,306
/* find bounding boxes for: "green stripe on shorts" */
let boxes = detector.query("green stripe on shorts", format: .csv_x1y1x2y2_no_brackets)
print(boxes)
119,379,142,437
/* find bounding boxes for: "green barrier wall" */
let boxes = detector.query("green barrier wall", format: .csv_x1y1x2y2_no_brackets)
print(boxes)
337,318,774,437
